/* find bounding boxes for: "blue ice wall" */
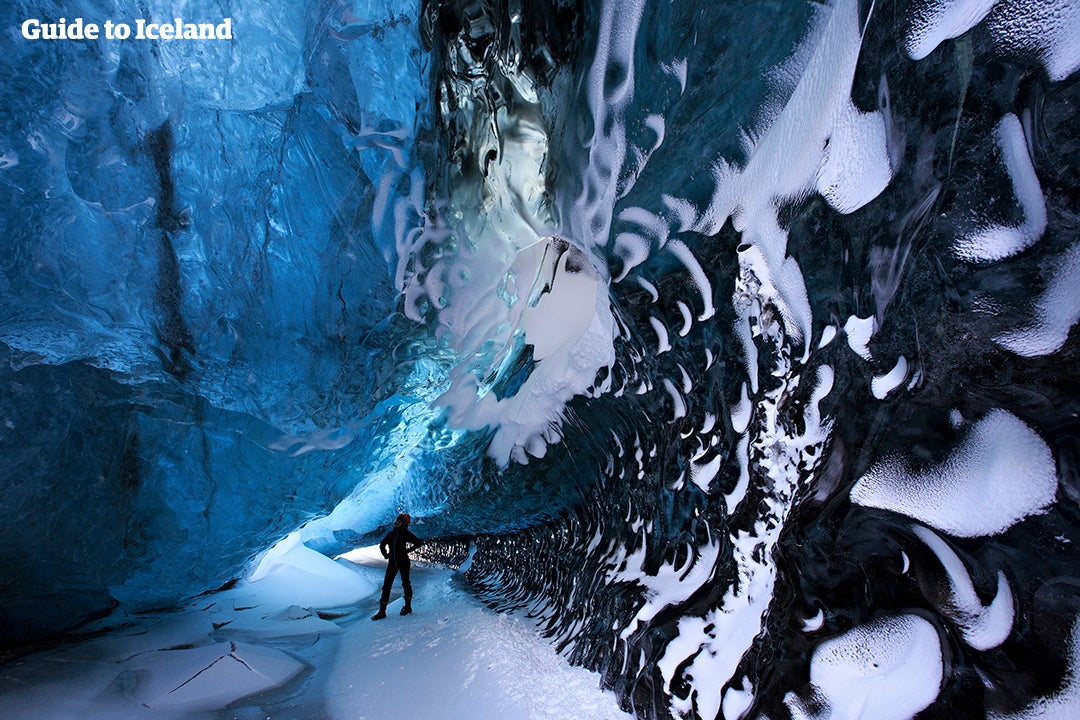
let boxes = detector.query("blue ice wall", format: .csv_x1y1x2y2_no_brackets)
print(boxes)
0,0,434,641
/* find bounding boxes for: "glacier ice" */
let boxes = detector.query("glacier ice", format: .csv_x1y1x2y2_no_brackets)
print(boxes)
789,613,944,720
2,0,1080,718
851,409,1057,537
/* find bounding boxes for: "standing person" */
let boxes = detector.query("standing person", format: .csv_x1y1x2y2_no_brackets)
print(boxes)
372,513,423,620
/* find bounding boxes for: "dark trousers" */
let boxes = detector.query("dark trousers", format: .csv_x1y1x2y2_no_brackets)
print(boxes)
380,560,412,608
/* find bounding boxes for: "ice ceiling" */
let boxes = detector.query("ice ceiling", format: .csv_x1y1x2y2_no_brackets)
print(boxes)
1,0,1079,718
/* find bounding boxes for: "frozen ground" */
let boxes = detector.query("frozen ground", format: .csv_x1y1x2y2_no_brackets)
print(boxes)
0,545,632,720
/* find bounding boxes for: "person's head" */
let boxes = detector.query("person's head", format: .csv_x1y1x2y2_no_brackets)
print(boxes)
395,513,411,528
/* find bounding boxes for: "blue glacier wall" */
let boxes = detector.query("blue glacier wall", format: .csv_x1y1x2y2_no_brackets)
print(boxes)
3,0,1080,719
0,0,436,642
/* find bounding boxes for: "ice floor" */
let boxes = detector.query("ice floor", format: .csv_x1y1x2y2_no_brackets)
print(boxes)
0,545,632,720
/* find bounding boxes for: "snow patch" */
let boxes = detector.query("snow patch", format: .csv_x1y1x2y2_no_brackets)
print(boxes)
954,114,1046,262
660,353,833,719
788,614,943,720
844,314,877,360
614,534,722,643
722,677,756,720
995,242,1080,357
662,378,687,420
818,324,837,348
691,452,723,493
651,316,672,354
803,608,826,632
816,101,896,214
904,0,1080,81
522,250,604,361
904,0,997,60
987,0,1080,82
691,0,894,353
872,356,908,399
247,531,378,609
851,409,1058,537
913,525,1014,650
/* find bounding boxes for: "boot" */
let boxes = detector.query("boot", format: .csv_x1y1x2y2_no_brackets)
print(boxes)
400,601,412,616
372,604,387,620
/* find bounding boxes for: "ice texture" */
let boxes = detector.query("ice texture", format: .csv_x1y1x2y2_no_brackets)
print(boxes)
987,0,1080,82
913,525,1014,650
0,560,628,720
991,620,1080,719
871,356,908,399
904,0,998,60
127,641,305,712
995,242,1080,357
0,0,433,635
413,0,1080,716
790,614,944,720
953,114,1046,262
851,409,1058,537
3,0,1080,717
905,0,1080,80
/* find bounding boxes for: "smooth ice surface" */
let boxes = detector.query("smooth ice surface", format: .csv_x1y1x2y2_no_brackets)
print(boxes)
0,614,307,719
124,641,304,712
0,559,629,720
851,409,1058,537
328,566,633,720
991,619,1080,719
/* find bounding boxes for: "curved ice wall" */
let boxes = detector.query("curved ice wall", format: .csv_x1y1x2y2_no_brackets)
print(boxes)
413,0,1080,718
0,0,443,641
1,0,1079,719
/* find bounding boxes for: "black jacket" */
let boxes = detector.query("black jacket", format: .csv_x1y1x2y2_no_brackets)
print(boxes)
380,527,422,564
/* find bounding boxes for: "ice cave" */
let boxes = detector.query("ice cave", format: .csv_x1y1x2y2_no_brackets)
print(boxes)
1,0,1078,718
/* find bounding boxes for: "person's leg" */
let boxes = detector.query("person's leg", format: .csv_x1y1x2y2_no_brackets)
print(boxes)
399,561,412,615
372,562,397,620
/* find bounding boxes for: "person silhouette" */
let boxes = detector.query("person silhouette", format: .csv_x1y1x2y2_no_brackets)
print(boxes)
372,513,423,620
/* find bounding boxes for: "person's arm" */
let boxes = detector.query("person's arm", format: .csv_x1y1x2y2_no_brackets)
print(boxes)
405,529,423,553
379,531,391,559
